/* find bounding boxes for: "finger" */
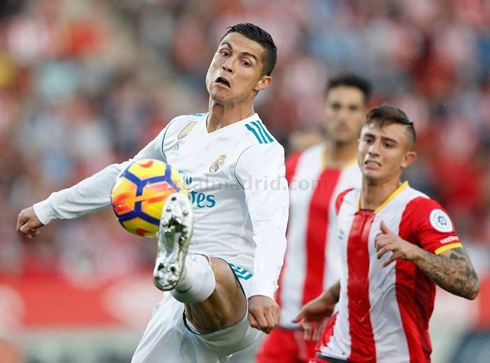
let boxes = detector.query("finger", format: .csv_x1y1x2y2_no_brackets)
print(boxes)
273,305,280,325
20,221,36,235
375,237,387,252
382,252,400,267
16,212,26,233
251,310,269,332
313,321,324,341
264,309,278,334
292,310,305,324
380,221,391,235
248,311,260,330
377,244,394,259
303,321,314,341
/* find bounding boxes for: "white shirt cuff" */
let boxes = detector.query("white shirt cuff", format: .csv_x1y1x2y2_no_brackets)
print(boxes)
33,199,56,225
248,278,278,300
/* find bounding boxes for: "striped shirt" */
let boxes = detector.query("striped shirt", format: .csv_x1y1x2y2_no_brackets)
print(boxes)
319,182,462,362
277,144,362,329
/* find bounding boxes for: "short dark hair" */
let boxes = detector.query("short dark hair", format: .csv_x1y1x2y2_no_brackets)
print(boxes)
365,103,416,147
326,74,372,105
221,23,277,76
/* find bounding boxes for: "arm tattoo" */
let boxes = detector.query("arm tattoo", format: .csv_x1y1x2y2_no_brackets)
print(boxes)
414,247,480,300
328,281,341,303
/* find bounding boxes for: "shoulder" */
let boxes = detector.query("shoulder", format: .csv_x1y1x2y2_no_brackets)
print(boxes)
164,113,206,139
242,118,281,147
406,195,454,232
237,119,284,159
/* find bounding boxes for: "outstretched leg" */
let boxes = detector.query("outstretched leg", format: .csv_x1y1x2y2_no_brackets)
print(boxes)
153,193,247,334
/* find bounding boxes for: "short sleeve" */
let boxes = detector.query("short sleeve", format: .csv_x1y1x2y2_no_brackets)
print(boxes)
411,198,462,255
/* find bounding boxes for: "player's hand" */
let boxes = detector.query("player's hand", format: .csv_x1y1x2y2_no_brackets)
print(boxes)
375,221,418,267
16,207,44,238
248,295,279,334
292,291,336,341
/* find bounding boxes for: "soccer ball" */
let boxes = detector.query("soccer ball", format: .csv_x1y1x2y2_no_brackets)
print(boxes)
110,159,188,237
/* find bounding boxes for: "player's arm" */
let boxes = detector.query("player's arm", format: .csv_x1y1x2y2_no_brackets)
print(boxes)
17,125,170,238
376,221,480,300
410,247,479,300
235,143,289,334
292,280,340,341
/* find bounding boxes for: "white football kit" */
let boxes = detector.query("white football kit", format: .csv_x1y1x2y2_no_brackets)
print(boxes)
33,113,289,362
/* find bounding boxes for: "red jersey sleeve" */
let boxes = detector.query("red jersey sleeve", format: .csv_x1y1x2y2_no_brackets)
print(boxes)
410,197,462,255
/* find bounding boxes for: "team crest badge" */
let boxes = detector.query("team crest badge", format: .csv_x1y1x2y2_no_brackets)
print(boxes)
178,121,198,140
209,154,227,173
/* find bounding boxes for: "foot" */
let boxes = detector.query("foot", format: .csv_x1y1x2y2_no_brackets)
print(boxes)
153,193,194,291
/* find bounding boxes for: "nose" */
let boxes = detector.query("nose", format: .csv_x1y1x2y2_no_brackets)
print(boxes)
222,58,234,74
368,140,381,156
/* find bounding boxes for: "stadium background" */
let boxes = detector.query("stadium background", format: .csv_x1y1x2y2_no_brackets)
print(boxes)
1,0,489,362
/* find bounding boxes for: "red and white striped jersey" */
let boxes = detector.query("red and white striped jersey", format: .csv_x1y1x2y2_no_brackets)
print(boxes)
319,182,463,363
277,144,362,329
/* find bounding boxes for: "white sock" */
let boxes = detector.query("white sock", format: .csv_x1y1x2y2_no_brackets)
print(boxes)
170,254,216,304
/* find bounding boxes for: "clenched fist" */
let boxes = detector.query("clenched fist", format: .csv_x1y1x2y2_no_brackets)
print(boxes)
16,207,44,238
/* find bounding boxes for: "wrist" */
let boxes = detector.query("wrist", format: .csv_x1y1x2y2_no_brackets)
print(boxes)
322,285,339,304
407,244,424,262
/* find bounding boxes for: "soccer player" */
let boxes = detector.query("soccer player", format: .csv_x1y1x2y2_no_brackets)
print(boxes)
294,104,480,363
16,23,289,362
257,75,372,363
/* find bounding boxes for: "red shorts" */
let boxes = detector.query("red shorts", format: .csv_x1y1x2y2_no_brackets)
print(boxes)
257,327,318,363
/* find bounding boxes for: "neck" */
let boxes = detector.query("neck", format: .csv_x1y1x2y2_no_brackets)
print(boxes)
360,176,402,211
324,139,358,169
207,98,255,133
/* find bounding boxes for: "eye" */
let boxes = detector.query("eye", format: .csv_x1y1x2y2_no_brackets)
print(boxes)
242,60,251,67
365,137,374,144
384,143,393,148
220,49,230,57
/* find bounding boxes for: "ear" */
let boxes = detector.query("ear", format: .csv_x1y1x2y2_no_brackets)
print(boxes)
254,75,272,92
401,151,416,169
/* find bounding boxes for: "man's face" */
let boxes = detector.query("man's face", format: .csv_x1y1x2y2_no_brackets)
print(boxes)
206,32,271,105
357,122,416,184
324,86,367,144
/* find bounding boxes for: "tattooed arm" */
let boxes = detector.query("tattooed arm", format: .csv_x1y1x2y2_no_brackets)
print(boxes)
411,247,480,300
376,221,480,300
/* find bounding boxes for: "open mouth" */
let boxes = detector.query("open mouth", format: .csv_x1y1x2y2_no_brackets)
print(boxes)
215,77,231,88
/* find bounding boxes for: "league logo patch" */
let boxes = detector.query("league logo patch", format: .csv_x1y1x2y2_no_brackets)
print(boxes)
178,121,198,140
430,209,453,233
209,154,227,173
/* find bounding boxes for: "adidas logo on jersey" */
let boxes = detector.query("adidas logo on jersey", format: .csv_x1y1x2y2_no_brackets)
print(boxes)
170,143,180,156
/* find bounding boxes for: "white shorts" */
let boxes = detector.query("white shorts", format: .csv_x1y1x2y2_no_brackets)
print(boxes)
131,256,264,363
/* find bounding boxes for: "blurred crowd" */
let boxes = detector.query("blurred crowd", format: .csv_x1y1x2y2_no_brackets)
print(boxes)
1,0,489,283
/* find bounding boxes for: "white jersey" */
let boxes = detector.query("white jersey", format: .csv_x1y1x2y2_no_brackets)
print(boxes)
34,112,289,298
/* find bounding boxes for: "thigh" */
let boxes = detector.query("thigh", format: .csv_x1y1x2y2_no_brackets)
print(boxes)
183,260,264,356
185,257,247,333
132,294,230,363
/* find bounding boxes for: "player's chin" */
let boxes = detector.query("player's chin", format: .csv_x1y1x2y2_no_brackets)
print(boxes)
210,93,230,104
363,170,383,183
